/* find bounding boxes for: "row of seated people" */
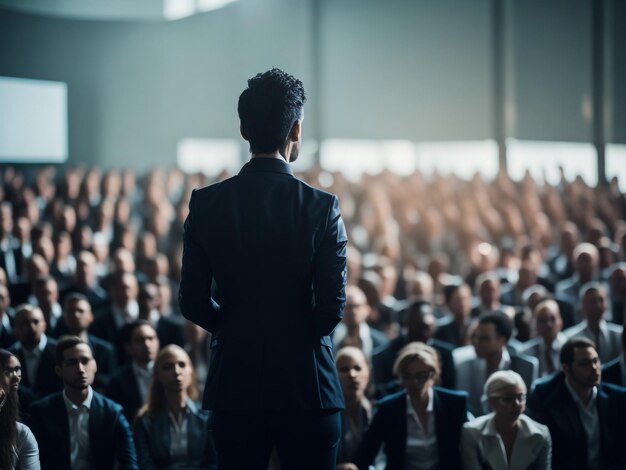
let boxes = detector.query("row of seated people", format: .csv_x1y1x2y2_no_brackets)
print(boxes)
2,330,624,470
0,335,216,469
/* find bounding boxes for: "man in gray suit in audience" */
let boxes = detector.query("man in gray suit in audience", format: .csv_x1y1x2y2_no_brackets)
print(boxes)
454,311,538,415
564,282,623,363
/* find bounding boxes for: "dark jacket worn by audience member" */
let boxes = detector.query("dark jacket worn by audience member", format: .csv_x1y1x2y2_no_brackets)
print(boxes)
602,356,624,387
106,363,143,424
354,388,468,470
134,400,216,469
10,337,63,399
527,371,626,470
29,390,138,470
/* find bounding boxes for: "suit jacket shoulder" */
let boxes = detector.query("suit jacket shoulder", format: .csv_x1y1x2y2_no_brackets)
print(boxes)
602,358,623,386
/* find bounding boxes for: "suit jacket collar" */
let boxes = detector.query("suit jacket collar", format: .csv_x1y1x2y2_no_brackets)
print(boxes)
239,157,294,177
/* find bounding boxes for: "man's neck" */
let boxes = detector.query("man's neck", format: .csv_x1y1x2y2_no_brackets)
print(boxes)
485,350,503,373
566,377,594,406
346,323,360,337
252,152,285,161
65,386,90,406
586,320,601,334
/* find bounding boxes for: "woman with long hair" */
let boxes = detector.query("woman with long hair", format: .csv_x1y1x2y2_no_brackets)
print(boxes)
134,344,216,469
0,348,40,470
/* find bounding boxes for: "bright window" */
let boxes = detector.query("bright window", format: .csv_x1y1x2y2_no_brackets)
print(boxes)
177,138,241,176
606,144,626,192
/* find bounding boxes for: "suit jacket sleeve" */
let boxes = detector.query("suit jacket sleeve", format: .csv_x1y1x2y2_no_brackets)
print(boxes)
459,425,483,470
133,415,158,470
179,190,222,333
113,408,139,469
312,195,347,337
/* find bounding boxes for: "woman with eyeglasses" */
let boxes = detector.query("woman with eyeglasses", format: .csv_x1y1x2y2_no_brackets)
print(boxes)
460,370,552,470
354,342,469,470
0,348,40,470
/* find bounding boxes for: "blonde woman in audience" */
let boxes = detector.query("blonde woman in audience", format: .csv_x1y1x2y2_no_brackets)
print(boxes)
354,342,468,470
460,370,551,470
335,347,372,470
134,344,216,469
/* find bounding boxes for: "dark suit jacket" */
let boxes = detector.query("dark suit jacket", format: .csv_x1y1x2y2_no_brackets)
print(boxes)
527,372,626,470
0,314,16,348
372,335,456,394
354,388,468,470
134,399,216,469
179,157,347,411
10,338,63,399
29,390,138,470
602,357,624,387
106,364,143,424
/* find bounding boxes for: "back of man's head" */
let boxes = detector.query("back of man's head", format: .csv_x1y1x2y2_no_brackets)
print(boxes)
238,68,306,154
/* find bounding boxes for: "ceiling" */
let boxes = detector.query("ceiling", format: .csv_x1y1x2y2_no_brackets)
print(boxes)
0,0,237,21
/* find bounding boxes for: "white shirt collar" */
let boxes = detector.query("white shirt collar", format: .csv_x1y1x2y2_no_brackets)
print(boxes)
405,387,434,416
132,360,154,377
62,385,94,412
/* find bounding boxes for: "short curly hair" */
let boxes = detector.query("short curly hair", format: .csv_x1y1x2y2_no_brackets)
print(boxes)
238,68,306,154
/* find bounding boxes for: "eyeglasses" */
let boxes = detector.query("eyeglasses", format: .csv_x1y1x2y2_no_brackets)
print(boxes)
400,370,434,381
490,393,526,406
2,366,22,378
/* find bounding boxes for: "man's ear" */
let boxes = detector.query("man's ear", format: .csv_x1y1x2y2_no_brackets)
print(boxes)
240,123,248,141
289,120,301,143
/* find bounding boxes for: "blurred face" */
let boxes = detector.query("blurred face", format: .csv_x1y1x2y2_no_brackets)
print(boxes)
576,252,596,278
56,344,97,390
479,279,499,307
407,310,436,343
610,268,626,296
581,288,606,325
343,288,371,327
1,355,22,393
115,274,138,306
155,349,193,394
535,304,562,341
336,353,369,401
488,384,526,423
35,279,58,310
126,325,159,364
564,346,601,389
448,285,471,319
472,323,506,359
0,284,10,312
400,358,435,397
14,308,47,349
63,299,94,334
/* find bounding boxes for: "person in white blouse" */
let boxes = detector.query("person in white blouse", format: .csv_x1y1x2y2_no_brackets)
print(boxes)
134,344,216,469
461,370,552,470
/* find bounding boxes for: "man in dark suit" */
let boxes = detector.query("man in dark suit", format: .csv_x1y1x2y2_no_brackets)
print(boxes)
53,293,117,391
106,320,159,424
373,300,455,394
179,68,347,470
29,336,138,469
9,303,62,399
527,337,626,470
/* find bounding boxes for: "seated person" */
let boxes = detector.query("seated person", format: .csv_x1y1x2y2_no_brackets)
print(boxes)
106,320,160,424
519,299,567,377
134,345,216,469
435,283,474,348
9,304,62,399
563,282,622,363
335,347,372,469
460,370,551,470
28,336,138,469
0,348,40,470
527,337,626,470
455,312,538,415
354,342,468,470
53,293,116,391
